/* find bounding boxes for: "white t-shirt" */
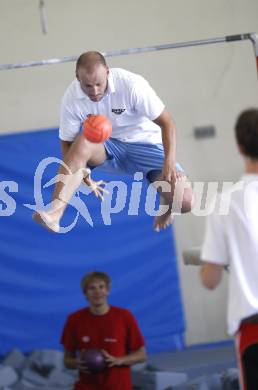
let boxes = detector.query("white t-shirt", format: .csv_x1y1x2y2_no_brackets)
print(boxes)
59,68,165,144
201,174,258,335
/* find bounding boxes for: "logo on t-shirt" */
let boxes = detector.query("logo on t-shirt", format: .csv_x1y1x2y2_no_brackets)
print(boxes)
111,108,125,115
104,338,118,343
82,336,90,343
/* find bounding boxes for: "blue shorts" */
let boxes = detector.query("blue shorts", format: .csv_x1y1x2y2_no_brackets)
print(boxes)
93,138,184,180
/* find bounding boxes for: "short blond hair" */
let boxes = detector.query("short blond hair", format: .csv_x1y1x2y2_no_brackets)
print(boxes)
81,271,111,293
76,51,107,74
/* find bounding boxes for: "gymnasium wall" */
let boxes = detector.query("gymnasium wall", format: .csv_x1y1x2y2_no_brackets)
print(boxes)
0,0,258,346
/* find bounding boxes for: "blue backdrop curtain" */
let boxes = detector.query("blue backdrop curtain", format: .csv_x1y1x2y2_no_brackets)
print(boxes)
0,129,185,355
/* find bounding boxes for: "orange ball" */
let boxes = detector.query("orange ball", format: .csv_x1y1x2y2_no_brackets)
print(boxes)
83,115,112,143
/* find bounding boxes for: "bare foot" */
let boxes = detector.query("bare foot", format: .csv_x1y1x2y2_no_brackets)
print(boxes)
153,210,174,232
32,211,60,233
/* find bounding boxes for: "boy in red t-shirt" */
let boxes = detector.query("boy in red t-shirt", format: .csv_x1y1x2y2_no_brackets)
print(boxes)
61,271,146,390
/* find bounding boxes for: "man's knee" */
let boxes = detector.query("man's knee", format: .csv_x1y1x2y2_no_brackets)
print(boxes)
146,169,162,183
148,173,193,214
69,134,105,164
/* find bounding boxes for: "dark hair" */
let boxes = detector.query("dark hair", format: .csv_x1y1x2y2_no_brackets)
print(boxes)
81,271,111,293
76,51,107,74
235,108,258,158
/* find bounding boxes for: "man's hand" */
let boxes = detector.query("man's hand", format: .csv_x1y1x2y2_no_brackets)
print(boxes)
77,351,91,374
77,359,91,374
102,350,124,367
83,175,109,201
162,160,184,183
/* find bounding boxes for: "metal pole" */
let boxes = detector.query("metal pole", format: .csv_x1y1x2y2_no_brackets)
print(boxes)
249,33,258,75
39,0,48,35
0,33,255,71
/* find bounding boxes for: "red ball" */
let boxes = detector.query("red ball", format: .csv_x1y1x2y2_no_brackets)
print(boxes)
83,115,112,143
80,349,107,373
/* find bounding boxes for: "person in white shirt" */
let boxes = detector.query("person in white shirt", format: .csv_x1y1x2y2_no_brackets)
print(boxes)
200,108,258,390
33,51,193,233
